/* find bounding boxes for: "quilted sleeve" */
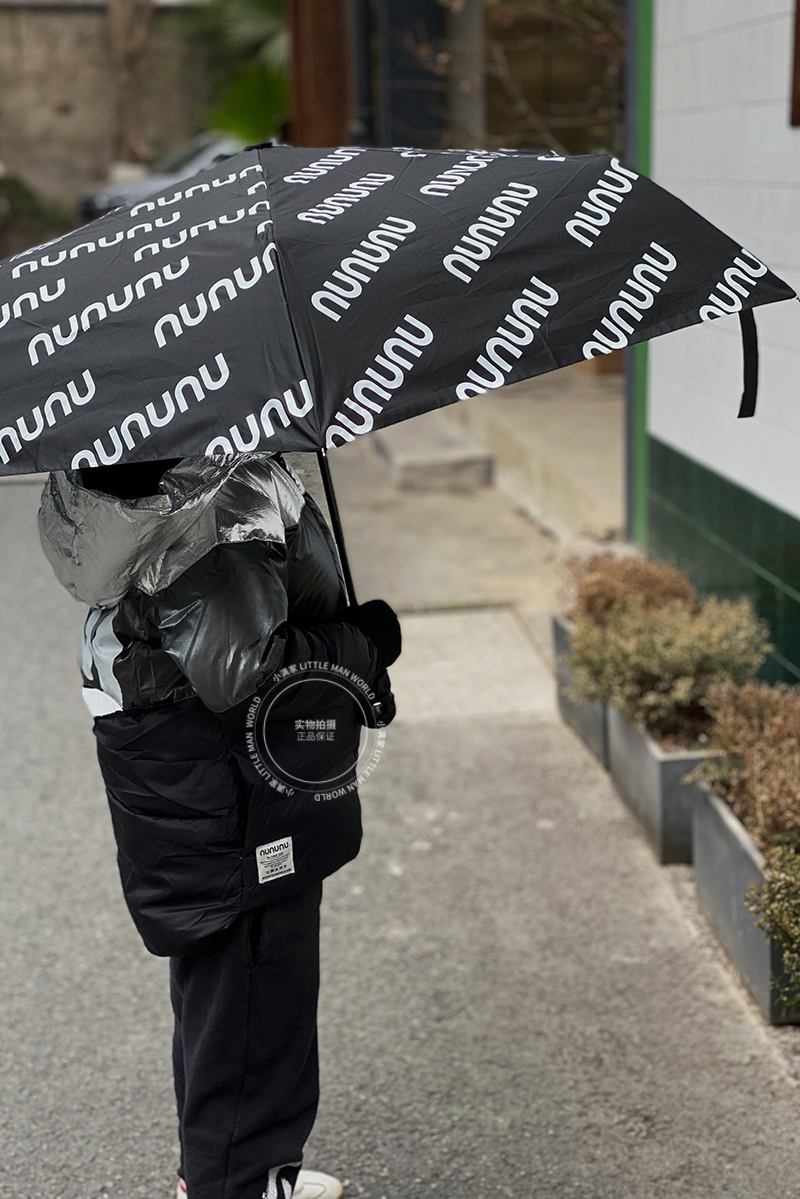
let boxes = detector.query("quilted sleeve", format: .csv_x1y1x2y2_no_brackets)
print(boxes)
150,540,290,713
150,540,384,714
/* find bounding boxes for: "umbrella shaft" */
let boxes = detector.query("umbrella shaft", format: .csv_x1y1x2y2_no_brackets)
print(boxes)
316,448,357,607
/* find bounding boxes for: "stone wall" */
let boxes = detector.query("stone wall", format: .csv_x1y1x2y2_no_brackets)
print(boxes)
0,2,209,212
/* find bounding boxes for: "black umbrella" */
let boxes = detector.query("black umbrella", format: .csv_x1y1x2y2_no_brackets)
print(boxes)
0,144,794,597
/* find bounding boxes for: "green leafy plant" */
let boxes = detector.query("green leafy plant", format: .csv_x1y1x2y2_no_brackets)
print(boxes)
0,177,72,259
211,61,288,143
746,841,800,1011
220,0,288,68
192,0,288,142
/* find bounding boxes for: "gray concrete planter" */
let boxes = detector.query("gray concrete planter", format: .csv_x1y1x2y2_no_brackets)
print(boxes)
607,707,711,864
551,614,608,768
693,786,798,1025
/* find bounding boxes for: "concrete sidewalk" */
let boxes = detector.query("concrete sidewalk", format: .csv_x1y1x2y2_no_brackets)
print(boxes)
447,364,625,544
1,461,800,1199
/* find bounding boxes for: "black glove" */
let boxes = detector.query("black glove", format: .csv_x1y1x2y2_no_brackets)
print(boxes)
334,598,402,669
371,667,397,727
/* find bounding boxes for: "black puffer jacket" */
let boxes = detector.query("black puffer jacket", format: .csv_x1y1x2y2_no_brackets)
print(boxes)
38,453,395,957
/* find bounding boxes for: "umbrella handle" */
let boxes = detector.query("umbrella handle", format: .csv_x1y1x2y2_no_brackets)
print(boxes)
316,447,358,607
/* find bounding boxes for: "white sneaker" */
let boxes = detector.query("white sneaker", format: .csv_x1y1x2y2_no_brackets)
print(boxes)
293,1172,344,1199
176,1169,343,1199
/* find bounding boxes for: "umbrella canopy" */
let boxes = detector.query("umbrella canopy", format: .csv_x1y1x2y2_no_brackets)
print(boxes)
0,144,793,476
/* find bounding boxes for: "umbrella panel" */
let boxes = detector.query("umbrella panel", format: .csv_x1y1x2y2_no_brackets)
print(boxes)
0,146,793,475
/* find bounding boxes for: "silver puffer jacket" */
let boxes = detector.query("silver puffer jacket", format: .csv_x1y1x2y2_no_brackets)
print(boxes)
37,453,389,957
38,453,344,714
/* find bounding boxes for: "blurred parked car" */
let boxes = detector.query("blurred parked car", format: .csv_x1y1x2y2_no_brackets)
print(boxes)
77,131,248,224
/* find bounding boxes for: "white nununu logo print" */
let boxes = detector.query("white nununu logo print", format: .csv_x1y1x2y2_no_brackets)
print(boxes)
443,182,538,283
283,147,366,184
325,314,434,447
419,152,496,197
1,278,66,327
8,213,186,274
154,245,276,347
455,275,559,400
132,202,271,263
699,249,768,320
296,174,395,225
15,200,270,273
127,163,262,217
11,259,63,279
582,242,677,357
206,379,314,456
311,217,416,322
0,370,95,465
71,353,230,468
28,258,191,366
8,226,75,265
565,158,639,248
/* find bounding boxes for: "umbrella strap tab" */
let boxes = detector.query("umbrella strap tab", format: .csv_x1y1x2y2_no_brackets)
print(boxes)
737,308,759,419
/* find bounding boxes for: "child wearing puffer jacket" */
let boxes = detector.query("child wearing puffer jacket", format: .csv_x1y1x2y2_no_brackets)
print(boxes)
39,451,401,1199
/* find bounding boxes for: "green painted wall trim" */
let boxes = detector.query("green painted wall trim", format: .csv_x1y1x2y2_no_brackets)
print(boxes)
627,0,654,547
635,0,654,177
631,341,649,548
652,491,800,609
649,438,800,683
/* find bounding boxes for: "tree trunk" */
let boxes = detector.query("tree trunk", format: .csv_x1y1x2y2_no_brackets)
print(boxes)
289,0,350,146
107,0,154,164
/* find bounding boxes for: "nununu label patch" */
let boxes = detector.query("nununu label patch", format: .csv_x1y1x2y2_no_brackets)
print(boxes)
256,836,295,884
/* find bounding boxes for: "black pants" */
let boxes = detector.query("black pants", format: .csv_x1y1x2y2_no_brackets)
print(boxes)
170,883,323,1199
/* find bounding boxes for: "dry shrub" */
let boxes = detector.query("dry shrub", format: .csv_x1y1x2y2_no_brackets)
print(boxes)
566,551,696,626
701,681,800,847
702,681,800,1010
568,597,770,741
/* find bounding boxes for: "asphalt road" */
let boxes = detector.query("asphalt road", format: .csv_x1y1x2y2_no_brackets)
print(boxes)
2,466,800,1199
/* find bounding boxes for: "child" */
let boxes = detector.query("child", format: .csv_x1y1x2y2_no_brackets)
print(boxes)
39,452,401,1199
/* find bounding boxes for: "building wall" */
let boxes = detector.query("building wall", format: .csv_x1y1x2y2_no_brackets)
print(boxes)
648,0,800,679
0,3,208,210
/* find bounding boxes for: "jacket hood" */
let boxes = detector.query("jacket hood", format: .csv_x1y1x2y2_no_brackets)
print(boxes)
38,453,306,607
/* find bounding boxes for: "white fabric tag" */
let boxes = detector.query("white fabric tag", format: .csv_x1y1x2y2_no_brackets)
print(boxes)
256,837,295,884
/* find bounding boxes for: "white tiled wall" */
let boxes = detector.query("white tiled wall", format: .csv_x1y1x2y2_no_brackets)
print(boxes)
649,0,800,519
